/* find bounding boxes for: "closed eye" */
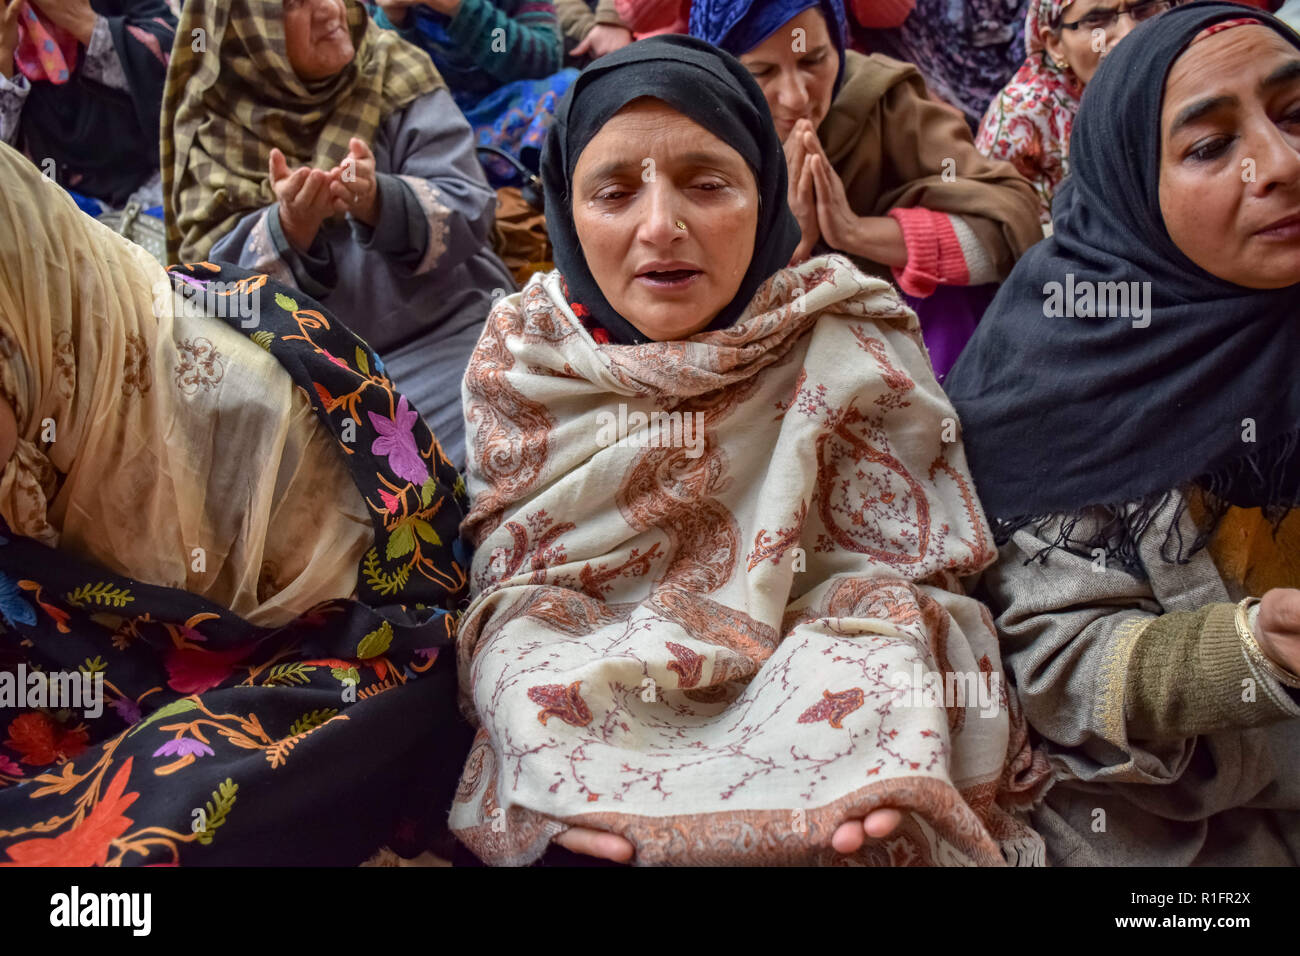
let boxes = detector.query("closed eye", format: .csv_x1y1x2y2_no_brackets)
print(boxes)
1188,135,1234,162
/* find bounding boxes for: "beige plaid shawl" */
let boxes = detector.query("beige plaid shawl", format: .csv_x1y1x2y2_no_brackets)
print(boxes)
161,0,445,263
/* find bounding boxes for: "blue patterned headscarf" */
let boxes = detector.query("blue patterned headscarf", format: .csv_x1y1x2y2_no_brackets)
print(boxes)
689,0,848,96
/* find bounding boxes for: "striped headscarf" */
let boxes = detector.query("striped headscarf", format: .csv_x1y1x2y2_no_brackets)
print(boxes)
161,0,445,263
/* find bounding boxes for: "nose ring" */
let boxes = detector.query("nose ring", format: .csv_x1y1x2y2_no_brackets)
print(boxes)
675,219,687,231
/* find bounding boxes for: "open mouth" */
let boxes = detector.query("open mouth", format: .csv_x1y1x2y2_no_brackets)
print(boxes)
636,269,702,289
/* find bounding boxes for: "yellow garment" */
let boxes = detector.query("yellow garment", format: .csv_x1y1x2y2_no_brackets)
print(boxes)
1189,487,1300,597
0,141,371,627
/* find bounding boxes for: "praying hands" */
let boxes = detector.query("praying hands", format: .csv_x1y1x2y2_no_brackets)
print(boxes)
784,118,907,269
270,138,379,253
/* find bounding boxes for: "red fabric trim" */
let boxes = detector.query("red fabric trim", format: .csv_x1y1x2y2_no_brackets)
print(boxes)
887,207,969,298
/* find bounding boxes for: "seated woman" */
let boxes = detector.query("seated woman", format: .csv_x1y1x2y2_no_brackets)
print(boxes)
690,0,1043,381
0,140,471,865
976,1,1185,226
0,0,176,206
371,0,576,189
449,35,1049,866
946,3,1300,865
163,0,515,468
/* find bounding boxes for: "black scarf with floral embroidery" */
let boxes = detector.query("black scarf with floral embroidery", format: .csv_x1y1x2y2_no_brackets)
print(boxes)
0,261,473,865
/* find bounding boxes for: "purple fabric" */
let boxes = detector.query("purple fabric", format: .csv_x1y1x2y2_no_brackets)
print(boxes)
905,282,997,383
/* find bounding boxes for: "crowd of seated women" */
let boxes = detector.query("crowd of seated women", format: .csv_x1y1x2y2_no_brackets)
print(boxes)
0,0,1297,869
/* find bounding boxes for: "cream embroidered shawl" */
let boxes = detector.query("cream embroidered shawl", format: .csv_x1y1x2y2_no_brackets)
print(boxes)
450,254,1049,866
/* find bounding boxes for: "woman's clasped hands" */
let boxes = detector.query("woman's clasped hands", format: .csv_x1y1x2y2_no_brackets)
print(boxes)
270,137,379,252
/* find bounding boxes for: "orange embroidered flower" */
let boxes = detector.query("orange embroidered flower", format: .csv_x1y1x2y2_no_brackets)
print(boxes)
4,712,88,766
0,757,139,866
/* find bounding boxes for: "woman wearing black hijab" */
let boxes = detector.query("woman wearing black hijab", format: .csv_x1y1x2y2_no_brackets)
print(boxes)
945,2,1300,864
447,35,1050,867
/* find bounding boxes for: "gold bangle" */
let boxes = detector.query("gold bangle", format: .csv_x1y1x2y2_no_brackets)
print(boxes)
1235,596,1300,690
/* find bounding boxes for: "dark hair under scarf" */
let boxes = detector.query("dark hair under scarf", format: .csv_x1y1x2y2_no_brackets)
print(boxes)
690,0,849,98
541,35,801,345
943,2,1300,575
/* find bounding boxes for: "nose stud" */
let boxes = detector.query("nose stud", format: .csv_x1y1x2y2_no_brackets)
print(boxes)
675,220,687,231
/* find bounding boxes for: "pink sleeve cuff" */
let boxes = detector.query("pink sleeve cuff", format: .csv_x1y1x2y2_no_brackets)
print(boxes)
887,206,970,298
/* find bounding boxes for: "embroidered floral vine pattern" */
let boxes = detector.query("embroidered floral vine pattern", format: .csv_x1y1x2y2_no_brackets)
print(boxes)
0,262,470,865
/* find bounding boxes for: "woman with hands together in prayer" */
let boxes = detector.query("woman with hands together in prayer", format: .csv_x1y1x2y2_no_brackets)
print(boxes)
692,0,1042,381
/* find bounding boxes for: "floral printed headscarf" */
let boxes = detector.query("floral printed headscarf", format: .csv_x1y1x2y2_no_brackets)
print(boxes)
975,0,1082,223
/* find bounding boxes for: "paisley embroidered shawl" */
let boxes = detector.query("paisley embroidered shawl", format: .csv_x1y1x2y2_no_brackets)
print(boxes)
450,253,1050,866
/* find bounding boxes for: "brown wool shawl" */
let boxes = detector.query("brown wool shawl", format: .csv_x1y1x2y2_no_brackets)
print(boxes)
820,50,1043,279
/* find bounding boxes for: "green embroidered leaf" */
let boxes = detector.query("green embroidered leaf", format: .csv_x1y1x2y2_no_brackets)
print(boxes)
195,778,238,846
274,292,298,313
331,666,359,685
251,330,275,351
263,663,316,687
386,523,415,560
354,346,369,376
289,708,338,737
79,656,106,675
65,582,133,609
453,475,467,499
420,476,437,508
356,621,393,659
128,697,199,737
412,519,441,547
361,548,410,597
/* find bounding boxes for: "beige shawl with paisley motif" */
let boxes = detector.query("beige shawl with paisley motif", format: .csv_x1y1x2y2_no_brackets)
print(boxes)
450,254,1050,866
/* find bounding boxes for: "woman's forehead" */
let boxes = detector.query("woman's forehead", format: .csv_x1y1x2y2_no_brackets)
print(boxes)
1165,24,1300,109
582,101,726,151
575,115,748,180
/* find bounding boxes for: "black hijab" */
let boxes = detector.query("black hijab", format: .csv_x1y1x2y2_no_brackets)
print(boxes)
540,34,801,345
944,2,1300,572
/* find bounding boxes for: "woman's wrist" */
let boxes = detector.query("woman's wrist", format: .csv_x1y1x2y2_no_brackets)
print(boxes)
278,207,321,255
46,2,98,46
844,215,908,269
1240,596,1300,688
350,186,381,228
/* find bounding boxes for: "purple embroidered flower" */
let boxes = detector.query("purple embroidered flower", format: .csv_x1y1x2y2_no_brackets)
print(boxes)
152,738,214,758
172,272,208,292
110,698,143,725
414,647,440,661
368,395,430,485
